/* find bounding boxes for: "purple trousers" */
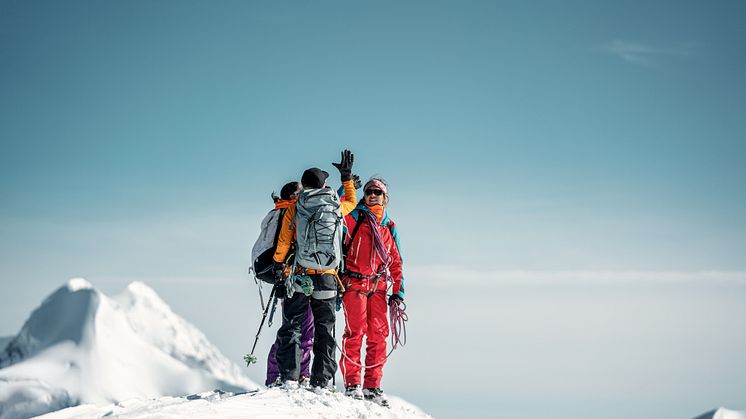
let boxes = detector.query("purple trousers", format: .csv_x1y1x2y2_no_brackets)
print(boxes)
266,303,314,385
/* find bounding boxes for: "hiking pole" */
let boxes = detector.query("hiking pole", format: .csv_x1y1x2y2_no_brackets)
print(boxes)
249,267,266,312
332,324,336,387
244,283,278,366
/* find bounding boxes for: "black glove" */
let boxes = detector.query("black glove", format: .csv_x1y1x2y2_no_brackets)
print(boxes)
389,294,403,305
272,262,286,282
332,149,354,181
352,174,362,190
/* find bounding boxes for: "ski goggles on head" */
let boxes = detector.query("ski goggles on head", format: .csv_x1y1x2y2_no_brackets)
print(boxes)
365,189,384,196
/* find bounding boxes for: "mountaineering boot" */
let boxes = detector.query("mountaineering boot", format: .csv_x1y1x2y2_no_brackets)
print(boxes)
267,377,282,388
299,375,310,388
344,384,363,400
363,388,390,407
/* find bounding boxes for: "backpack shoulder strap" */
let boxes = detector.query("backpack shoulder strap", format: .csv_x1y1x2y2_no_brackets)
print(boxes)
351,209,367,240
385,218,402,255
343,209,366,254
272,208,286,246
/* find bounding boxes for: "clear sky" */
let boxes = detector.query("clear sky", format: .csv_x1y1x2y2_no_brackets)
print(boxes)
1,1,745,418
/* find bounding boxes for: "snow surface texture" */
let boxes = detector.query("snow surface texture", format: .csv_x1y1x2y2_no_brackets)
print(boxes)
37,388,433,419
0,279,258,419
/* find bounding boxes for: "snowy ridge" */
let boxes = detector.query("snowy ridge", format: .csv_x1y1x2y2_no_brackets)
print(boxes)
0,279,258,419
37,388,433,419
694,407,746,419
112,281,251,390
0,279,100,368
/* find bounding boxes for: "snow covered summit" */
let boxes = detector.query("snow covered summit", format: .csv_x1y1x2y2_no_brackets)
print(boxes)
0,279,257,419
694,407,746,419
37,387,433,419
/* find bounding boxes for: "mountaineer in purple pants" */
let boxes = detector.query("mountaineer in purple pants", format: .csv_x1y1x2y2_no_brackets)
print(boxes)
266,303,314,386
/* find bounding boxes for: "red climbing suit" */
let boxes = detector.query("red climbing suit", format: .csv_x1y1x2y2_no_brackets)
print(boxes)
339,205,404,389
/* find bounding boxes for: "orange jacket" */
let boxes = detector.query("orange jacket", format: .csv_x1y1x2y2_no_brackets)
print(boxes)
273,179,357,274
274,198,296,210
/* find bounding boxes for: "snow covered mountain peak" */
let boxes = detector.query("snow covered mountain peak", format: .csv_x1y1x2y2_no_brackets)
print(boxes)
1,278,101,368
38,388,434,419
694,407,746,419
111,281,252,390
115,281,168,310
0,279,257,419
64,278,93,292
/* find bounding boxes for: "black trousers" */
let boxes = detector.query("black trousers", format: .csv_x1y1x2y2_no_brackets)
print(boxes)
276,273,337,386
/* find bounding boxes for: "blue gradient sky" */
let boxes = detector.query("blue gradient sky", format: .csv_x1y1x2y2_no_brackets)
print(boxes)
2,1,745,418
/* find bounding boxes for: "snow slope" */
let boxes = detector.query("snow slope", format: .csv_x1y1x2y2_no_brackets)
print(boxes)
0,279,257,419
37,388,432,419
694,407,746,419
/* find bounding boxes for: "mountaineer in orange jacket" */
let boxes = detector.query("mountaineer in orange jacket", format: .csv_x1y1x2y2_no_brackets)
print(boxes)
264,181,315,387
339,177,404,406
271,150,357,390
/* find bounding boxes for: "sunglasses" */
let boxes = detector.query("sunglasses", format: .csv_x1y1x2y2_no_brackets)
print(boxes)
365,189,384,196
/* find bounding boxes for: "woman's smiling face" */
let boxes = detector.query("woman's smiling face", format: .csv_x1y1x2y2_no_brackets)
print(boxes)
364,187,385,206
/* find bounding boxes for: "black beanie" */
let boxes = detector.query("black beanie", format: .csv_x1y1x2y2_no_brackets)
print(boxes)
280,182,300,200
301,168,329,189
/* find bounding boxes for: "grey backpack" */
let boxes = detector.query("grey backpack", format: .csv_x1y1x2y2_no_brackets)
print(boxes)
250,208,284,284
294,187,343,271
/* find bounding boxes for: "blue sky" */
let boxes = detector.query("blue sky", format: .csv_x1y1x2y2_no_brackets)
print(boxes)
1,1,745,418
2,0,745,273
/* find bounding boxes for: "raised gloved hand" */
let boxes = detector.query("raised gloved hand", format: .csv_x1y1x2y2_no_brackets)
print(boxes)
352,174,362,190
332,149,354,181
273,262,286,282
389,294,403,306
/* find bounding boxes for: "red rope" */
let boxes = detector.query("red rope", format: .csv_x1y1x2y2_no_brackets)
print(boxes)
389,299,407,350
